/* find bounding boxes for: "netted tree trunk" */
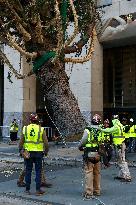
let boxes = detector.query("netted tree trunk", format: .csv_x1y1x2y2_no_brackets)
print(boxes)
38,60,87,137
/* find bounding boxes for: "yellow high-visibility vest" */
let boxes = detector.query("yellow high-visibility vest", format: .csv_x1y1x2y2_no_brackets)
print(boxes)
123,125,130,139
85,128,103,148
113,124,125,145
10,123,18,132
129,125,136,138
23,124,44,151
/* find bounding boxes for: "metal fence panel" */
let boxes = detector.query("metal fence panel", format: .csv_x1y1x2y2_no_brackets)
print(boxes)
0,126,10,140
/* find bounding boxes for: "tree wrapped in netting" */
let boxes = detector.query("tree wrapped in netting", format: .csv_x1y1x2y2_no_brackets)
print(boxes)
0,0,101,138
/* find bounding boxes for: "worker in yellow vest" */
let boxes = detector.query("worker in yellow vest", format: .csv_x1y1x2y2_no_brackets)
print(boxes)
127,118,136,152
19,113,49,195
10,118,19,142
78,114,103,199
121,117,130,151
101,115,131,182
101,119,113,168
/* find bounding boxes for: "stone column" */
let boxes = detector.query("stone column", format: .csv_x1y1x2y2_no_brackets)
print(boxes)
91,35,103,118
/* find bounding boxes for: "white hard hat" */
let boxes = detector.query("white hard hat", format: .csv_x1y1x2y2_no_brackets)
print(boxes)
112,115,119,119
130,118,134,122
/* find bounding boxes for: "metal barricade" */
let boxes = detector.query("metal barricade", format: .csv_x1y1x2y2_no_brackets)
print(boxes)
43,127,53,141
0,126,10,141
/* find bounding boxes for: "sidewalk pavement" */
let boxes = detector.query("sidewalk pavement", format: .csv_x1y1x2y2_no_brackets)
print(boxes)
0,141,82,166
0,142,136,205
0,141,136,167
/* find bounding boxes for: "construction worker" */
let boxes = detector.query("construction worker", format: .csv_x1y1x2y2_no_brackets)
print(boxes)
101,115,131,182
10,119,19,142
121,117,130,150
127,118,136,153
17,125,52,188
101,119,113,168
78,114,103,199
19,113,49,195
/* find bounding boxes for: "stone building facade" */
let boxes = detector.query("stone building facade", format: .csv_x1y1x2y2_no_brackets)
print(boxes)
0,0,136,134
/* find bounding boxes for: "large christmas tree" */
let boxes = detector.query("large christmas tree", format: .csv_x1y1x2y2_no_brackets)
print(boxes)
0,0,101,137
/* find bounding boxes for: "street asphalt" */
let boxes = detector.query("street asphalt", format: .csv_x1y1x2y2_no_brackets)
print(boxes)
0,142,136,205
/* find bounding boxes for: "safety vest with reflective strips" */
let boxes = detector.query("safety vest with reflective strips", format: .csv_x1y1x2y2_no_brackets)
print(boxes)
23,124,44,151
85,128,103,148
10,123,18,132
112,123,125,145
123,125,136,138
129,125,136,138
123,125,130,139
102,133,111,142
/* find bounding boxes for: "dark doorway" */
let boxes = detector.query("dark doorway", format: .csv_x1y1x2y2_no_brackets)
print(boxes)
103,45,136,120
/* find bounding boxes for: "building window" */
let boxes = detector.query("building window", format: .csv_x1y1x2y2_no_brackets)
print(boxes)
97,0,112,8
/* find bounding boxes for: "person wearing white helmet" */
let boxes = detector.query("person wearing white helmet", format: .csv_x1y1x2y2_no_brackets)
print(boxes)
100,115,131,182
127,118,136,153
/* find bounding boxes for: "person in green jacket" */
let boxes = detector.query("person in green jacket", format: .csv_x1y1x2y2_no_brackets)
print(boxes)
101,115,131,182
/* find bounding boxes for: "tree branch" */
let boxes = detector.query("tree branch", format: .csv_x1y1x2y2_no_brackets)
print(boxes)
64,0,79,48
54,0,64,56
65,27,96,63
34,14,44,44
0,48,34,79
64,23,95,54
5,0,27,28
6,33,37,58
16,22,31,42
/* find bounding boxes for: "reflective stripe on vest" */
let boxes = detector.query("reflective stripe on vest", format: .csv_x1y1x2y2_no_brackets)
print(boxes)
113,136,125,138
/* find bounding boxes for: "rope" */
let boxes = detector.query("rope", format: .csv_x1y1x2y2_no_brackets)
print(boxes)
0,48,33,79
44,105,67,146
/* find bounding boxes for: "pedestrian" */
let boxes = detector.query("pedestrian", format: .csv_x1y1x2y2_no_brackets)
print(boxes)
78,114,103,199
10,118,19,142
101,119,113,168
127,118,136,153
121,117,130,151
19,113,49,195
101,115,131,182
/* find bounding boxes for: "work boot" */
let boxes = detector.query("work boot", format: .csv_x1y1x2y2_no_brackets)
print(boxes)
35,189,45,196
17,170,25,187
93,191,101,196
114,176,123,180
120,178,132,182
17,181,26,187
83,193,93,199
41,182,52,188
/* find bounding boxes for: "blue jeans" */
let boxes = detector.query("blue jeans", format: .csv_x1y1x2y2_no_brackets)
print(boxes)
25,152,43,191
